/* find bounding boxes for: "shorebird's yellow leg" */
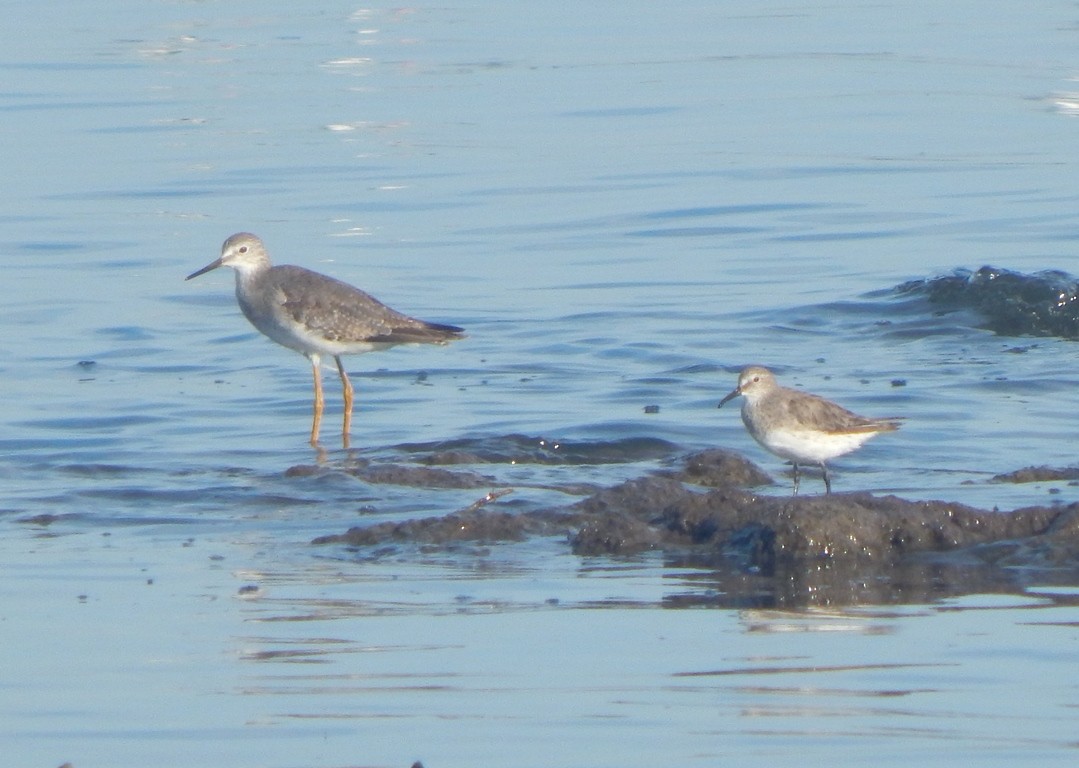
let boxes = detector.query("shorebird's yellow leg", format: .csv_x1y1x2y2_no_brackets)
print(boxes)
335,355,354,449
309,354,324,447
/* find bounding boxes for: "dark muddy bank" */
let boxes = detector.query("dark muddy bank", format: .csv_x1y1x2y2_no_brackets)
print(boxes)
309,445,1079,606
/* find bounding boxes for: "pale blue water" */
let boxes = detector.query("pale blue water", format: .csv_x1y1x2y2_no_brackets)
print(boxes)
3,2,1079,766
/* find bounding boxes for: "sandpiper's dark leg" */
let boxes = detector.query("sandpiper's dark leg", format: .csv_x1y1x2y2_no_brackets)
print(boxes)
335,355,354,448
309,353,324,447
792,462,800,495
821,462,832,494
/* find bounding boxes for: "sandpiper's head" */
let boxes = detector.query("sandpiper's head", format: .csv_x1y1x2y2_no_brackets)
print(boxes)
185,232,269,281
718,365,776,408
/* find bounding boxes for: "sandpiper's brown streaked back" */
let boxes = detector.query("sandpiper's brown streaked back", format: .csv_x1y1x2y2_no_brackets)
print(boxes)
186,232,464,448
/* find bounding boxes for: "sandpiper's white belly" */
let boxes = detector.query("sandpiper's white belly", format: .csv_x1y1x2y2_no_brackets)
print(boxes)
752,424,877,464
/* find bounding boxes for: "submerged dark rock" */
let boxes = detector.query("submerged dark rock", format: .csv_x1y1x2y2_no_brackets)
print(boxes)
897,265,1079,339
347,463,495,489
991,466,1079,484
313,507,553,547
286,459,496,488
394,433,681,466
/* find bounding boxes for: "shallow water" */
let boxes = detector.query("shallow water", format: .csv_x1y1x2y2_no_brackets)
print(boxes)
3,1,1079,766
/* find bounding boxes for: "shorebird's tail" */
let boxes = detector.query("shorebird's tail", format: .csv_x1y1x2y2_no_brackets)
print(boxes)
873,417,904,433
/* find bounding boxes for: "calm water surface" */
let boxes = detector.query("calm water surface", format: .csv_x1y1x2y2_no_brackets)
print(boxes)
2,1,1079,766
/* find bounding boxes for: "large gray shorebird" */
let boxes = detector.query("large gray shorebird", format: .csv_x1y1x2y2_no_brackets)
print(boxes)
719,365,900,494
187,232,464,448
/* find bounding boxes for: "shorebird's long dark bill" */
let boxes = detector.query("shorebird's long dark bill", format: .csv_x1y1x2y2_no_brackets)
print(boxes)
717,388,741,408
185,257,224,281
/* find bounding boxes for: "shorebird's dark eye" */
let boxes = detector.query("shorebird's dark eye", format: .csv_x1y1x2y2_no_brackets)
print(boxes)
238,246,248,253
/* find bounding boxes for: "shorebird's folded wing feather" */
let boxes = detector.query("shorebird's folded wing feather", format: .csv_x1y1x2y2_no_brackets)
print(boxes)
274,266,463,344
366,321,465,345
785,391,901,435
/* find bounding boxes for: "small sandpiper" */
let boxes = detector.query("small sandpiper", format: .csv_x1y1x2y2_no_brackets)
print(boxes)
186,232,464,448
718,365,900,494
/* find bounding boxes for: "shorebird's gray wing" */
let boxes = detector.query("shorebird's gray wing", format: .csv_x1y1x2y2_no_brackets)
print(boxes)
784,390,900,435
272,266,463,344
